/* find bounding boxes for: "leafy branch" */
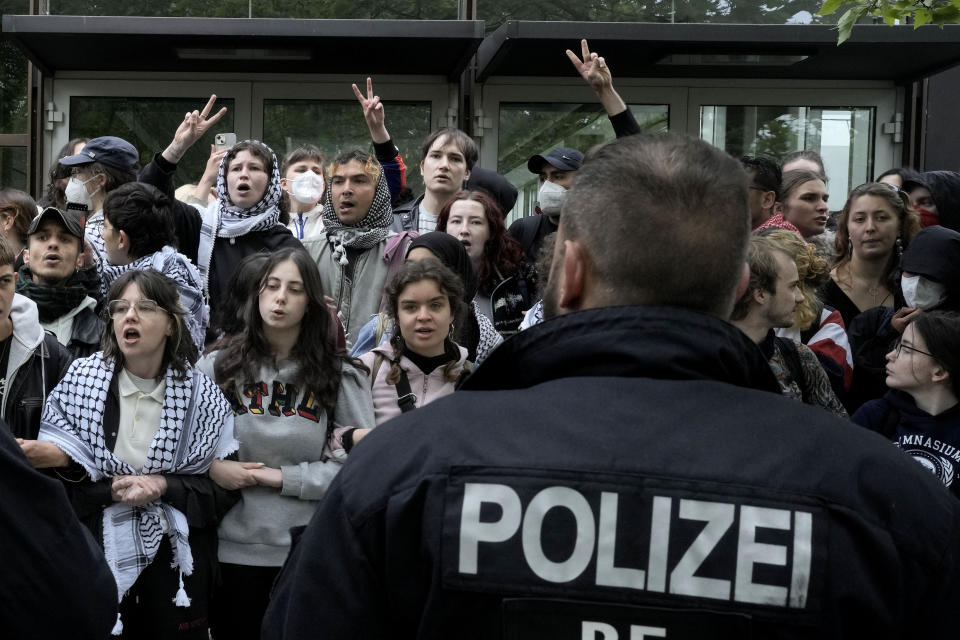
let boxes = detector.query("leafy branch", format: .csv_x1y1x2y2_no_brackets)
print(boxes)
819,0,960,44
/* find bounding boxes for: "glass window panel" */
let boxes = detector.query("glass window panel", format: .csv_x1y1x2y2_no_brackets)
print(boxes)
0,40,29,135
69,96,235,190
0,146,29,191
699,105,874,205
49,0,456,18
498,103,668,224
263,99,432,197
478,0,840,31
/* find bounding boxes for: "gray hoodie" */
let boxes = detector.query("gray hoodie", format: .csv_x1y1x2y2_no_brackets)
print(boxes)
198,354,374,566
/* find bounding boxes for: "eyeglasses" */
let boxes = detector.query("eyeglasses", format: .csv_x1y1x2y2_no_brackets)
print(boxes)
108,299,165,317
893,340,933,359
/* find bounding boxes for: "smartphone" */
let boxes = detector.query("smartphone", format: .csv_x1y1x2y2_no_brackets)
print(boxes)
214,133,237,152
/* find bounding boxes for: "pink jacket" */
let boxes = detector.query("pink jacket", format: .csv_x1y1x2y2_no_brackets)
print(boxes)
360,343,469,426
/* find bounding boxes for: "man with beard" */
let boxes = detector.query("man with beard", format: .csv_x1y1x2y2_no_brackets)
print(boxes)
265,134,960,639
18,207,103,359
729,234,846,416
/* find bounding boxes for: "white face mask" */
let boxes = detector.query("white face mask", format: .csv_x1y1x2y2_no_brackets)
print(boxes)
901,274,947,309
65,175,100,209
290,171,325,205
537,180,567,218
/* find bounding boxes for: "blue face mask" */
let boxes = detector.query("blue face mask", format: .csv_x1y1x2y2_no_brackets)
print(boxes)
901,274,946,309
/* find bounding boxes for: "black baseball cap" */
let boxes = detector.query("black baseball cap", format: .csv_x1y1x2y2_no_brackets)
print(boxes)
27,207,86,243
59,136,138,171
527,147,584,174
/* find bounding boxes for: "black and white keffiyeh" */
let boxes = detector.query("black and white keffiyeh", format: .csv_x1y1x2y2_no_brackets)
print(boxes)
38,352,237,632
321,166,393,266
197,140,283,296
100,248,210,351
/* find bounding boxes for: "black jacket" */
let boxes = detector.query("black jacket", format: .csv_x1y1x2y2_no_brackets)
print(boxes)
264,305,960,640
3,331,72,441
64,306,104,360
0,420,116,638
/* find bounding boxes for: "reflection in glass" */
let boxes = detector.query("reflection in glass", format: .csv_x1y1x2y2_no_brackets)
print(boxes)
498,103,668,223
49,0,456,18
0,146,28,192
478,0,834,31
263,100,432,198
699,105,874,204
69,97,236,191
0,40,29,135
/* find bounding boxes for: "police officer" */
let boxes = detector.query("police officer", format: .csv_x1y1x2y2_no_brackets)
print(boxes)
264,133,960,639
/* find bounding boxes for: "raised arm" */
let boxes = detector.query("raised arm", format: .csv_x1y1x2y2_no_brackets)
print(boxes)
353,78,406,201
162,94,228,164
566,39,641,138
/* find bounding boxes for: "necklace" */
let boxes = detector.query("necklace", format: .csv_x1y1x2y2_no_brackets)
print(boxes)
841,264,891,307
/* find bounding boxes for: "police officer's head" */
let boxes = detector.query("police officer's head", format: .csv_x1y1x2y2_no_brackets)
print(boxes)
542,133,750,319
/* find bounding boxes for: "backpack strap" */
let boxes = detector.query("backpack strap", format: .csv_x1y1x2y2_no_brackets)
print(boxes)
393,368,418,413
775,337,811,405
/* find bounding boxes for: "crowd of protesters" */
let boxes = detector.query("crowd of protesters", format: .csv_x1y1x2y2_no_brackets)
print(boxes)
2,39,960,639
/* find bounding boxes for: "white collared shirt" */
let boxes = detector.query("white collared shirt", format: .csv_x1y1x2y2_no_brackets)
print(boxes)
113,368,165,472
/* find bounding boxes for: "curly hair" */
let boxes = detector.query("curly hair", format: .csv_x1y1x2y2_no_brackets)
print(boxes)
213,248,357,415
758,228,830,330
437,189,525,296
385,258,466,384
102,269,198,380
833,182,921,296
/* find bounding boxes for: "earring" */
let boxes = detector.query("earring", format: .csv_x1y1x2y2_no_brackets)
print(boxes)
895,237,903,257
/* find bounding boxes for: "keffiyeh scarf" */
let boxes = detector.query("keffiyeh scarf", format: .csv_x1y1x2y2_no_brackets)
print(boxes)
38,353,237,632
321,166,393,266
100,248,210,351
197,140,284,296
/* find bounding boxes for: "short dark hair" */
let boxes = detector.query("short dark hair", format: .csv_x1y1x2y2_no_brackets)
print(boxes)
876,166,921,184
103,182,177,260
102,269,197,379
88,161,137,194
740,156,782,199
912,310,960,397
281,144,325,178
730,235,788,322
781,150,825,177
419,129,478,170
561,133,750,317
0,188,38,246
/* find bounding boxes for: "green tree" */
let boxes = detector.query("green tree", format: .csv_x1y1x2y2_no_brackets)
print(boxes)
818,0,960,44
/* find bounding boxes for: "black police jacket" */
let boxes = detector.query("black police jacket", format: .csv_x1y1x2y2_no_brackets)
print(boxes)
264,305,960,640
